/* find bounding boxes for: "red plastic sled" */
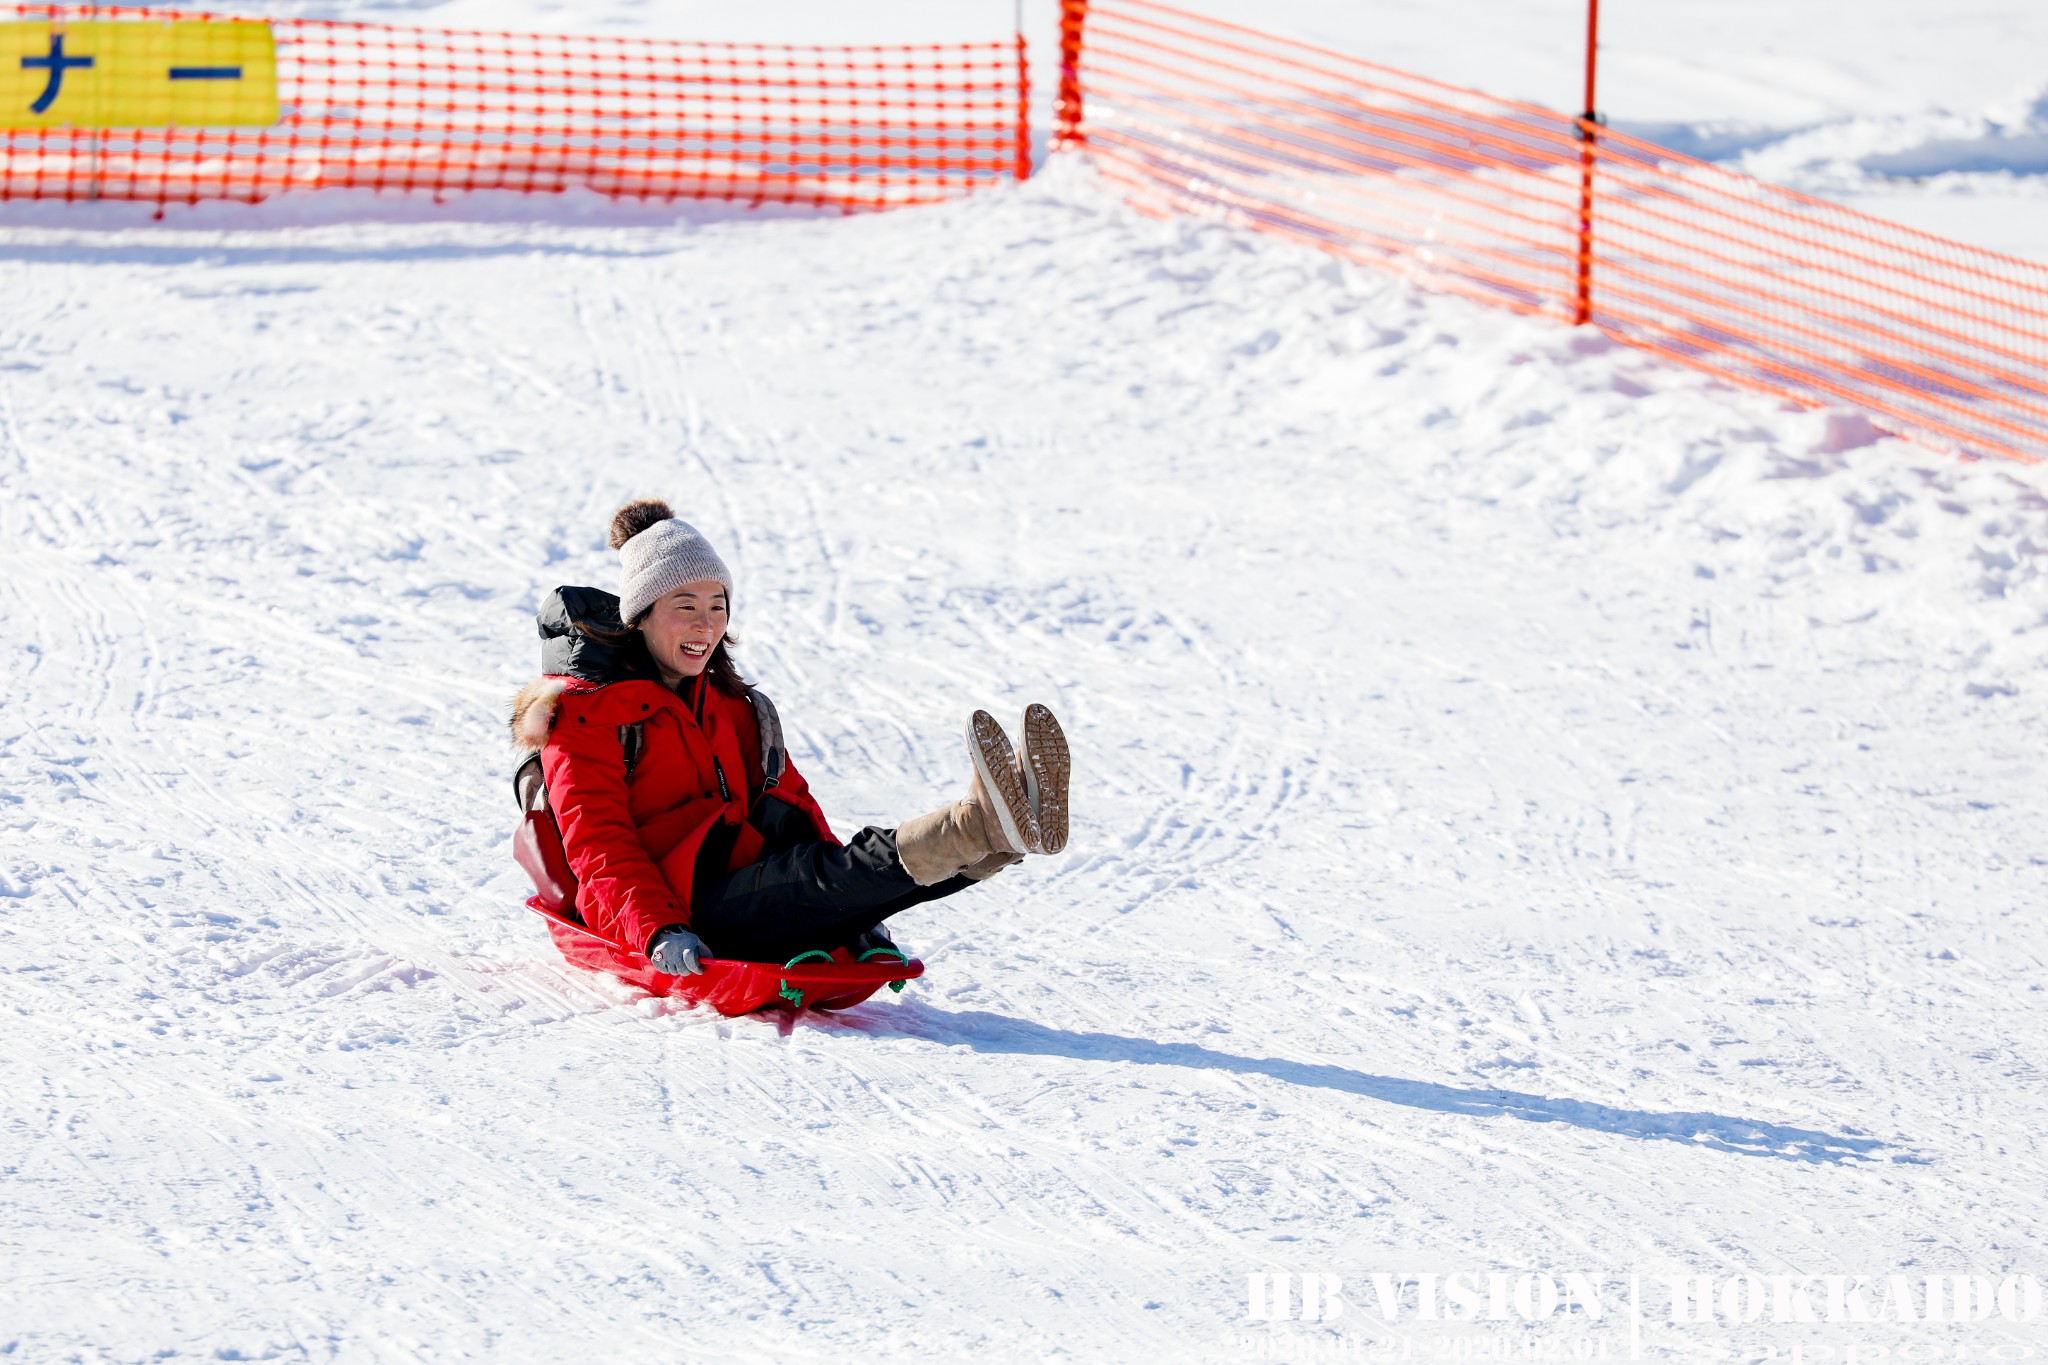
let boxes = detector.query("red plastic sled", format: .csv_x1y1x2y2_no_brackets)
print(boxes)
526,900,923,1016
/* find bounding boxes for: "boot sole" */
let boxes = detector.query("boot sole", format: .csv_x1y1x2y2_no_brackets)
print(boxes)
968,710,1039,856
1020,703,1070,855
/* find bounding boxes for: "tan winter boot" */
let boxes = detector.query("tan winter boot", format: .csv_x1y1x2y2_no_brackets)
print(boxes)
959,851,1025,881
895,714,1039,886
895,797,993,886
1018,703,1070,855
967,710,1040,855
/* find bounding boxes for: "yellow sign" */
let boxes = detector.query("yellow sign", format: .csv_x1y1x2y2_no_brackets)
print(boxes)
1,21,278,129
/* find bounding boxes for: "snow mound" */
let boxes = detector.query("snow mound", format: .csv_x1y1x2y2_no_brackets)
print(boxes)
1619,83,2048,259
1855,87,2048,179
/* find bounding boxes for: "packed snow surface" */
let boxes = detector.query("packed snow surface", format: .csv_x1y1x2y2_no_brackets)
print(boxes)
4,2,2048,1363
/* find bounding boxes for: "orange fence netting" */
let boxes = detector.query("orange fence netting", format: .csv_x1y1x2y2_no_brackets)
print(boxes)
0,5,1029,211
5,1,2042,463
1061,0,2048,464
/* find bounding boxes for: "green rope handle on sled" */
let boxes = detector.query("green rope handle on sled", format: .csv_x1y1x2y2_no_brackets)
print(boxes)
774,948,912,1006
858,946,911,993
777,950,835,1008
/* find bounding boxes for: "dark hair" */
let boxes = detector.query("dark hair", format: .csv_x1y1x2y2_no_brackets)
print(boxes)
572,617,751,699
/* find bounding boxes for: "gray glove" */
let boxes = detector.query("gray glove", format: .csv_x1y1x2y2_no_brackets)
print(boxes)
648,926,709,975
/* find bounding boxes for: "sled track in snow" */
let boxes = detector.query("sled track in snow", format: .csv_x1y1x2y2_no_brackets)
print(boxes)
2,172,2046,1359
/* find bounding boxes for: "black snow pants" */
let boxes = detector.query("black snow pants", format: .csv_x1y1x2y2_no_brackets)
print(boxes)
687,823,972,964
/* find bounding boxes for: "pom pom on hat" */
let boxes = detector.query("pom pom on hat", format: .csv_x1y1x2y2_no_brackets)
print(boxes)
608,497,674,551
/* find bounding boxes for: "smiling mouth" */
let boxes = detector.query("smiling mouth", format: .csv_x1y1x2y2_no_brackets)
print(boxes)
680,642,710,657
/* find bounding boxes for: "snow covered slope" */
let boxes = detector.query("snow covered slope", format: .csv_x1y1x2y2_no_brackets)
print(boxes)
4,2,2048,1361
5,162,2046,1361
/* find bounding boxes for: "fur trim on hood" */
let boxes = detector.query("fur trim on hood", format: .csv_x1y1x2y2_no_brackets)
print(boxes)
510,677,570,752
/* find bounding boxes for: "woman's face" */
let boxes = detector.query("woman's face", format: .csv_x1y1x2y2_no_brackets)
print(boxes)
639,579,729,687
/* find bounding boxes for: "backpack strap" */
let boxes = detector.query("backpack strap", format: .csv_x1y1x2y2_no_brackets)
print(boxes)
513,722,645,813
749,688,787,794
513,751,548,811
517,704,754,807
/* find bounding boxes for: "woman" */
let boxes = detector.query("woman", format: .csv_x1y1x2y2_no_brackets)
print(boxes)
510,498,1070,974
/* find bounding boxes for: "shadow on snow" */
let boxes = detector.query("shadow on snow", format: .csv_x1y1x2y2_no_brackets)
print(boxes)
849,1004,1893,1166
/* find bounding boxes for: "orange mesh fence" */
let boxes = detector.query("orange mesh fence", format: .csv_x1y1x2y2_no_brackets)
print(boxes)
1063,0,2048,464
0,5,1029,212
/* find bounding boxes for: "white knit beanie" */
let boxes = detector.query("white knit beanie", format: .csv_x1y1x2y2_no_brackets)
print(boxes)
609,499,734,624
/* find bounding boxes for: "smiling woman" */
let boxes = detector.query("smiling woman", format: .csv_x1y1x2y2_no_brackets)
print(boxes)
508,498,1072,976
640,583,728,686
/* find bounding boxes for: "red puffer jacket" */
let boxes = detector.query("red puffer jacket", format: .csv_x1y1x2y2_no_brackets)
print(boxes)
514,674,836,953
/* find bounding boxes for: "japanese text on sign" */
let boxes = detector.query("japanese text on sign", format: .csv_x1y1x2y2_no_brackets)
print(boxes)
2,21,278,128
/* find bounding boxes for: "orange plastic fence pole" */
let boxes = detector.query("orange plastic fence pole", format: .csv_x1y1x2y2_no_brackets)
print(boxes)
1057,0,1090,146
1016,30,1032,178
1573,0,1600,325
